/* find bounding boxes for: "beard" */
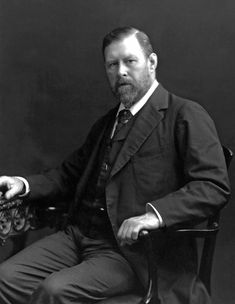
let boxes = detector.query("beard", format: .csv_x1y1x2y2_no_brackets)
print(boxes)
111,71,153,109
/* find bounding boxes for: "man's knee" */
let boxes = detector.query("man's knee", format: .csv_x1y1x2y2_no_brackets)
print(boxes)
34,272,104,303
35,272,67,300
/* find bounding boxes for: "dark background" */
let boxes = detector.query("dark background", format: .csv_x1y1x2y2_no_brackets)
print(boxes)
0,1,234,303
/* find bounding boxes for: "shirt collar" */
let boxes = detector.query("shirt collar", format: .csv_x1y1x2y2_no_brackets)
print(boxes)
117,79,159,116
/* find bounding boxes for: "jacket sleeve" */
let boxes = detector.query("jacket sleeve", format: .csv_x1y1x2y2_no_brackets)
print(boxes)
25,117,105,203
149,101,231,228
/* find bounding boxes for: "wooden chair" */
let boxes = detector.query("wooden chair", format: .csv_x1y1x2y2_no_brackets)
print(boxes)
0,146,232,304
99,146,233,304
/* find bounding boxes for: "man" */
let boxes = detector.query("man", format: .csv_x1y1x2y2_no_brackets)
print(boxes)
0,27,230,304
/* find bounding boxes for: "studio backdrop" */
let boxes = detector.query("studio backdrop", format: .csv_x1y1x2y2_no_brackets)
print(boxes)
0,1,234,303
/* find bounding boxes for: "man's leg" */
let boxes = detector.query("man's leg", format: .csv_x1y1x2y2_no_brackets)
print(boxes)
0,226,81,304
29,232,138,304
0,226,138,304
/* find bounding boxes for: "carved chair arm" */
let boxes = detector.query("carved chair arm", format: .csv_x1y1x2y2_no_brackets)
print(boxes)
0,199,69,246
0,199,36,246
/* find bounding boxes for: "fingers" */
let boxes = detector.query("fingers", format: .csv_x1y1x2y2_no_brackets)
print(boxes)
117,217,143,246
0,176,24,201
4,186,20,200
0,176,11,200
117,213,160,246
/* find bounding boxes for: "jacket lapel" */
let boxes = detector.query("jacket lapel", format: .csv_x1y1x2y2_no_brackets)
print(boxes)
109,84,169,179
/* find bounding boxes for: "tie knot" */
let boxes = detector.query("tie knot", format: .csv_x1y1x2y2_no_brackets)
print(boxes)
117,109,133,124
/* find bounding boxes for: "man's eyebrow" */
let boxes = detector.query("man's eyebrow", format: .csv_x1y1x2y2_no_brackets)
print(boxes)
125,55,138,59
105,54,138,64
105,59,118,65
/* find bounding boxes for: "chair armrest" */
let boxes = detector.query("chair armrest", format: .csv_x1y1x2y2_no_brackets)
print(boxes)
0,198,24,211
139,221,220,240
138,220,220,303
173,225,219,237
0,198,69,245
0,199,35,245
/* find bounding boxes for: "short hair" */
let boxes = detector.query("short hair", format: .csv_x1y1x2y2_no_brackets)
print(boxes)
102,26,154,59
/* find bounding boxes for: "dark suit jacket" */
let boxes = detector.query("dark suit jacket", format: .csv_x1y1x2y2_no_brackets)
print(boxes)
26,84,230,303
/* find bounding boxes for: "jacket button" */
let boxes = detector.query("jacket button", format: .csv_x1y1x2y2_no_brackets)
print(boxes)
103,163,109,171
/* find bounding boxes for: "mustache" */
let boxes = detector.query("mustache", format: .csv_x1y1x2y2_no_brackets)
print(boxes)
115,79,134,89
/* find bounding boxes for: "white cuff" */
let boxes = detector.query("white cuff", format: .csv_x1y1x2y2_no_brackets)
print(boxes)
146,202,164,227
15,176,30,197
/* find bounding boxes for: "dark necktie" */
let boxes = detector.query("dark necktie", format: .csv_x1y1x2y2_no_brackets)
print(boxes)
113,109,133,137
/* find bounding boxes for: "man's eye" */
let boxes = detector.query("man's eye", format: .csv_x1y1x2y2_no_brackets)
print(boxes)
127,59,136,64
108,62,117,68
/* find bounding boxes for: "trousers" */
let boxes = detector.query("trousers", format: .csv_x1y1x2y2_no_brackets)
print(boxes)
0,225,138,304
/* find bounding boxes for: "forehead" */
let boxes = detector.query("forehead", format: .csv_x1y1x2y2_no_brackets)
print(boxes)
104,35,146,62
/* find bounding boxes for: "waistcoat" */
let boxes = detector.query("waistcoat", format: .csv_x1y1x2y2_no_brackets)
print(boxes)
76,114,136,241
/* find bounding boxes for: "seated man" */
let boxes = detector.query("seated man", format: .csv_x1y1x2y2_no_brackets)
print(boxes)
0,27,230,304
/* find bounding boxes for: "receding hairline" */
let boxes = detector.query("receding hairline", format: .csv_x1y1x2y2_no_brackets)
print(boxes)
116,28,140,40
102,27,154,59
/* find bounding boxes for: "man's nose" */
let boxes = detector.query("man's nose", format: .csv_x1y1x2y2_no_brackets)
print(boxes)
117,62,128,77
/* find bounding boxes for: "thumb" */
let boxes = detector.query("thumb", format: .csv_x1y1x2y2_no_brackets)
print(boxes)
4,186,22,200
0,176,24,201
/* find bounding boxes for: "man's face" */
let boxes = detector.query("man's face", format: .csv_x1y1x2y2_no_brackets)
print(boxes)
104,35,157,108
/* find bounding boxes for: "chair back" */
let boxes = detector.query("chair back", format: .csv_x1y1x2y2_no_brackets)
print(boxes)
199,146,233,294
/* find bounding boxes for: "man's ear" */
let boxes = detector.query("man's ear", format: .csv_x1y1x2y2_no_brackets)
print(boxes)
148,53,158,71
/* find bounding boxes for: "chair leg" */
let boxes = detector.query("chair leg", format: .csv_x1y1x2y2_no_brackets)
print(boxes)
141,233,161,304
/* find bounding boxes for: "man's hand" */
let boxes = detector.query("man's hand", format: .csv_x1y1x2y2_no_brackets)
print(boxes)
0,176,25,202
117,212,160,246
